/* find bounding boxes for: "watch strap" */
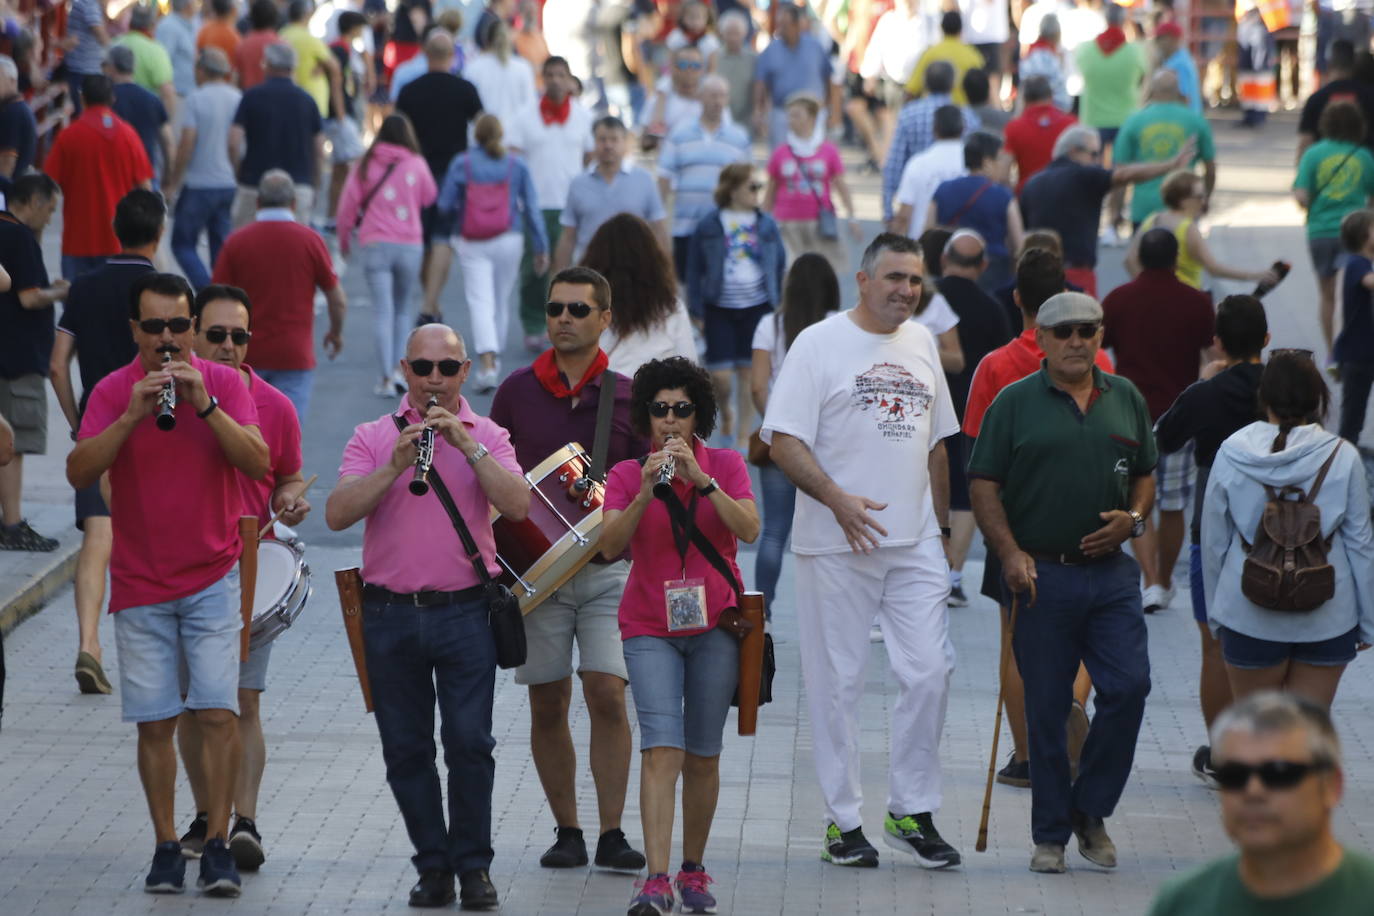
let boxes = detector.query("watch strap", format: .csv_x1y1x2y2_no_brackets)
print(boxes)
697,477,718,497
196,397,219,419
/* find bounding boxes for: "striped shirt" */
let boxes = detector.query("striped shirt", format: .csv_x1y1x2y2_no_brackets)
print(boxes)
657,119,751,237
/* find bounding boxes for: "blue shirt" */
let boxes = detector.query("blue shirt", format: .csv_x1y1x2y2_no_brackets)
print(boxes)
66,0,106,75
882,95,981,220
232,76,324,186
155,13,197,98
754,32,831,107
436,148,549,252
113,82,168,174
1019,157,1113,268
657,119,750,237
560,162,667,261
1162,48,1202,114
1337,254,1374,364
932,175,1014,259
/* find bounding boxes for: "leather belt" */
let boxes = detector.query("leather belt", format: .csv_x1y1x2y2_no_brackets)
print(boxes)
362,583,486,607
1027,548,1122,567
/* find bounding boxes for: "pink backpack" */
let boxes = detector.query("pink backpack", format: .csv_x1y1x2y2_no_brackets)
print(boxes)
460,156,513,241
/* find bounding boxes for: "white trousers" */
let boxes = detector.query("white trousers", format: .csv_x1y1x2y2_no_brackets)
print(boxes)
455,230,524,358
795,537,955,831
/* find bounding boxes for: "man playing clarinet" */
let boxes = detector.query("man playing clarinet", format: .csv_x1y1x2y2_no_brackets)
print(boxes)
325,323,529,910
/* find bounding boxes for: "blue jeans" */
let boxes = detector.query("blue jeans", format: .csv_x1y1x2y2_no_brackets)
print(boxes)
61,254,107,280
1008,552,1151,845
362,241,423,381
172,187,235,290
754,463,796,616
363,594,497,875
254,368,314,420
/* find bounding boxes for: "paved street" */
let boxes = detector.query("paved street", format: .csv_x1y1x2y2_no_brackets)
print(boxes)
2,110,1372,914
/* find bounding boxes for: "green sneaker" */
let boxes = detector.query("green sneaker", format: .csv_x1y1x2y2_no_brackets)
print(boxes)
821,822,879,867
883,812,961,869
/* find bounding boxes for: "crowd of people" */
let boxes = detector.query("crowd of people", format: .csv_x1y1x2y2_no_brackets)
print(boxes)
2,1,1374,915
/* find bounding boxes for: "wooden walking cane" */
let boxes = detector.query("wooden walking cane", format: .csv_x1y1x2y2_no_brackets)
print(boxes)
336,568,374,713
736,591,766,736
976,579,1037,853
237,516,259,662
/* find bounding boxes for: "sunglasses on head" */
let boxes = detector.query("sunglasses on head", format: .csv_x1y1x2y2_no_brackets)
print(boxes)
408,358,467,377
1213,758,1332,792
1050,322,1101,340
139,317,193,335
546,301,599,319
1271,347,1315,360
648,400,696,419
203,327,252,346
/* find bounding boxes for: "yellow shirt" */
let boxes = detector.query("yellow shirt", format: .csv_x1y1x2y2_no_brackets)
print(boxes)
906,37,988,104
279,23,331,117
1142,212,1204,289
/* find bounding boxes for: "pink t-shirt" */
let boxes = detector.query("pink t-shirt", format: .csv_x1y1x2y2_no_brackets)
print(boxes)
339,396,522,593
79,354,260,613
605,439,754,640
766,141,844,223
238,367,303,535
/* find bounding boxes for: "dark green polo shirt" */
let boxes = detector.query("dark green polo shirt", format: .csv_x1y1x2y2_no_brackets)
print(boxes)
967,364,1158,554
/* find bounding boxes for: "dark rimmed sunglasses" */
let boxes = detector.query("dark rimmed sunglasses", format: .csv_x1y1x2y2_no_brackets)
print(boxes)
648,400,696,419
139,317,193,335
203,327,252,346
408,358,467,377
1050,322,1101,341
1213,759,1332,792
546,301,598,319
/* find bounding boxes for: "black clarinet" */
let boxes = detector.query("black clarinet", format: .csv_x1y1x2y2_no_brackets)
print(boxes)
409,396,439,496
653,433,676,499
155,351,176,431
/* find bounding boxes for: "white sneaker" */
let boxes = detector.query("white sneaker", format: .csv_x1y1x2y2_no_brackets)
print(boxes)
1101,226,1124,247
1142,584,1173,614
869,625,884,643
473,367,499,393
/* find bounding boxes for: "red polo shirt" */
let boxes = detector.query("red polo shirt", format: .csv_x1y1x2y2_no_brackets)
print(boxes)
1003,103,1077,194
963,328,1115,438
44,106,153,257
1102,268,1215,420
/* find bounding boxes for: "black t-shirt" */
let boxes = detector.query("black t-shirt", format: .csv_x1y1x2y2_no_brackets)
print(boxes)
57,255,152,412
0,211,52,379
0,95,38,178
113,82,169,172
329,42,361,120
233,76,324,186
937,274,1014,415
1299,78,1374,147
1019,158,1114,268
396,71,483,184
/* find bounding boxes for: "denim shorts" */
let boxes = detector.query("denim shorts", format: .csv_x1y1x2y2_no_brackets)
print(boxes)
1218,625,1358,669
704,302,772,370
114,571,242,722
623,627,739,756
178,627,273,692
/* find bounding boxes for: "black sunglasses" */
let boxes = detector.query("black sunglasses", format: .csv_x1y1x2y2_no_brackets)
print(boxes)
1050,322,1101,340
139,317,193,335
547,301,599,319
408,358,468,377
203,327,252,346
1213,758,1332,792
648,400,695,419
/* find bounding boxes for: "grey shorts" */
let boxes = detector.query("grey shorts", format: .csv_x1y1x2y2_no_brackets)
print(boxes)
1309,235,1345,278
514,561,631,686
623,627,739,756
0,374,47,454
324,116,365,164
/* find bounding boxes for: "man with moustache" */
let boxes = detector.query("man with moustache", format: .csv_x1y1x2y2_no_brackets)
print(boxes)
67,272,270,896
763,233,963,870
175,284,311,871
489,267,647,871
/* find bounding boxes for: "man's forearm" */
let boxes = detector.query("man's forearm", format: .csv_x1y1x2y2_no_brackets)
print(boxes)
1128,474,1156,518
551,228,576,274
50,368,80,433
471,457,529,521
770,433,840,508
68,415,138,489
326,286,347,334
326,468,403,530
205,415,270,479
969,478,1020,561
928,440,949,529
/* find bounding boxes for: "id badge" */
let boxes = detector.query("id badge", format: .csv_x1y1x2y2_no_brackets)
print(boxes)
664,578,708,632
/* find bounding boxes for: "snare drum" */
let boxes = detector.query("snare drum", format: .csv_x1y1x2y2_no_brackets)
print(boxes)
249,539,313,650
491,442,606,614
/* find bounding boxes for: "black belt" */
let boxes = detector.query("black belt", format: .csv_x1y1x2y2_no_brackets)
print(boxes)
1027,548,1122,567
362,583,486,607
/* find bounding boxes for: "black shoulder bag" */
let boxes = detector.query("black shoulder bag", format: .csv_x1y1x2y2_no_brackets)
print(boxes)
393,414,526,668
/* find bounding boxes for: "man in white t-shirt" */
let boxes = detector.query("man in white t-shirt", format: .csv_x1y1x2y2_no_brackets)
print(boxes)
763,232,962,872
508,55,595,351
890,105,967,239
959,0,1011,102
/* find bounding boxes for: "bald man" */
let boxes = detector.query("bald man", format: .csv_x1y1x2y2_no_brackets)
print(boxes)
1113,70,1216,232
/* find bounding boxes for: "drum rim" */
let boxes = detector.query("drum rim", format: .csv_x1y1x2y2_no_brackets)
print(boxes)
497,511,602,604
489,442,591,522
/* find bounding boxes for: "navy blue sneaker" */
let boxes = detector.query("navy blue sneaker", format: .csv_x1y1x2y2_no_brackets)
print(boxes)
197,837,242,897
145,841,185,894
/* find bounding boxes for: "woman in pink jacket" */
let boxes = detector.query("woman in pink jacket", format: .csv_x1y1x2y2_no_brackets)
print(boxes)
336,113,437,397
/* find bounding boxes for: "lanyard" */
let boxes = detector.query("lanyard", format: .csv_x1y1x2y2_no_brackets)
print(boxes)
666,488,700,578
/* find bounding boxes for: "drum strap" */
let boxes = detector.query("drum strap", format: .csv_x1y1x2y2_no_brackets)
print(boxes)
588,370,619,483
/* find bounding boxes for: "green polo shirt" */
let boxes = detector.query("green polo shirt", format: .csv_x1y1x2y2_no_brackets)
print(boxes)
967,364,1157,554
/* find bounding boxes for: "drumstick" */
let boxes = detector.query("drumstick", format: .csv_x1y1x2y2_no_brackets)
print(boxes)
238,516,259,663
976,580,1036,853
259,474,318,539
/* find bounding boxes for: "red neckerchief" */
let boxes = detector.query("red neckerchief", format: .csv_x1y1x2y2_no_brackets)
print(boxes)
540,94,571,125
1095,26,1127,55
1029,39,1058,54
532,348,609,399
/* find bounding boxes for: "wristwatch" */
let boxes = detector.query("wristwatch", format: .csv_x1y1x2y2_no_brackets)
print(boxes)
466,443,490,466
196,396,219,419
1127,509,1146,538
697,477,719,497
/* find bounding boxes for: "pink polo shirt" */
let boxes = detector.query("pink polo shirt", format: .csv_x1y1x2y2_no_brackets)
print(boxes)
237,367,303,535
79,354,260,613
339,396,521,593
605,439,754,640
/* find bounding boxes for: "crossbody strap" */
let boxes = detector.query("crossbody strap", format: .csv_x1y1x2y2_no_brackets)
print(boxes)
654,478,743,600
947,177,993,227
355,161,399,229
588,370,618,483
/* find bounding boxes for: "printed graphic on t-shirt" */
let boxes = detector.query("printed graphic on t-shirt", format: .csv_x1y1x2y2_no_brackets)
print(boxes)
1138,121,1187,159
1318,152,1362,201
850,362,934,440
779,154,829,196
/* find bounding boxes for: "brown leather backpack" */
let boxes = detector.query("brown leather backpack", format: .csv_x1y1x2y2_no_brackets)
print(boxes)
1239,444,1343,612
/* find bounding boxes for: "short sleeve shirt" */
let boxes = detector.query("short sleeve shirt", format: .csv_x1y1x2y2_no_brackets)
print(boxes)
78,354,261,612
0,96,38,177
1147,850,1374,916
1113,102,1216,223
116,31,175,92
0,212,52,379
396,72,485,189
1018,157,1114,268
1336,254,1374,364
1299,78,1374,147
1003,103,1078,194
238,367,302,533
506,101,596,210
962,328,1114,437
754,32,832,107
279,23,333,117
65,0,107,75
232,77,324,186
181,81,242,189
766,142,844,223
561,164,667,261
1101,269,1214,419
657,120,751,237
338,396,521,593
1294,139,1374,239
56,256,153,412
604,440,754,639
112,82,168,170
44,107,154,257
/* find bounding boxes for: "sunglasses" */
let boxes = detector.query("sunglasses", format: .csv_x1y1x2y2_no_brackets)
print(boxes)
1050,322,1101,340
1213,758,1332,792
1271,347,1315,360
648,400,696,419
203,327,252,346
139,317,193,335
408,358,468,377
546,301,599,319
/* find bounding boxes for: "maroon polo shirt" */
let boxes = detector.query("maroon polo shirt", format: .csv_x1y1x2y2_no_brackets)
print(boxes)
1101,267,1215,421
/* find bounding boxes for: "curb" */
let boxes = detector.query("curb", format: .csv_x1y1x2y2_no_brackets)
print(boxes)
0,544,79,635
